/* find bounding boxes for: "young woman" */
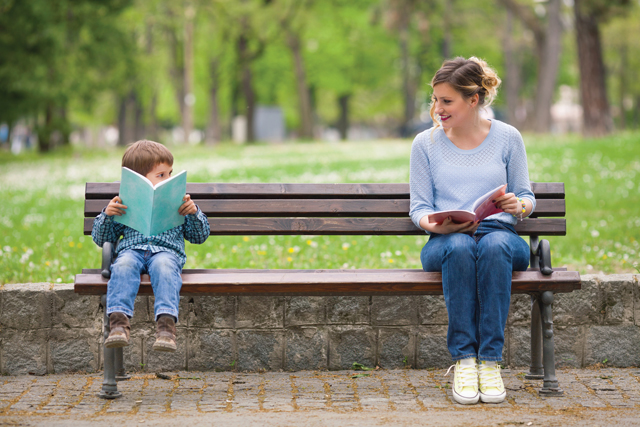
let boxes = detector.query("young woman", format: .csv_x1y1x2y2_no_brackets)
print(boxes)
409,57,535,405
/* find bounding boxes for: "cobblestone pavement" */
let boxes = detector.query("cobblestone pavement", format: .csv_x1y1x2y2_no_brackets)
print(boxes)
1,367,640,426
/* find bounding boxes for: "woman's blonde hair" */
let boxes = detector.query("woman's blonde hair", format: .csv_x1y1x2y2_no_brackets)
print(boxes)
121,139,174,177
429,56,501,127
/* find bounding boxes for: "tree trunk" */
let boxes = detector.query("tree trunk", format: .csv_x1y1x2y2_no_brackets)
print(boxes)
287,30,314,139
205,58,221,145
117,95,127,147
400,24,416,137
37,103,54,153
182,5,195,144
238,33,256,142
618,44,627,129
503,9,521,127
574,0,612,137
533,0,562,133
337,94,350,141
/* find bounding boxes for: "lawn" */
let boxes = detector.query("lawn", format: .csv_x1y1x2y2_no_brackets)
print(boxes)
1,132,639,285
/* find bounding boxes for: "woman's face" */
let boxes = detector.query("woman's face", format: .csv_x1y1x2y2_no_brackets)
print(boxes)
432,83,478,129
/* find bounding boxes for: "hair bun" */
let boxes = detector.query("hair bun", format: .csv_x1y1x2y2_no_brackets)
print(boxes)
469,56,501,105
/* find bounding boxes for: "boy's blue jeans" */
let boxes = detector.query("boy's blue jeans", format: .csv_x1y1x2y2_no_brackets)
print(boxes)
107,249,182,321
420,220,530,362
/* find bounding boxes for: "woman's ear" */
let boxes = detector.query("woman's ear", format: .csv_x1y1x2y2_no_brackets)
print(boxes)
468,93,480,108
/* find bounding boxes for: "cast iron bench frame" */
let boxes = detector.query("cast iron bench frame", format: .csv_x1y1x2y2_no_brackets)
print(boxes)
74,182,580,399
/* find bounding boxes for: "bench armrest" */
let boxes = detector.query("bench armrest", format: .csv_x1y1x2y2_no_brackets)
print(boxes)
530,236,553,276
101,242,115,279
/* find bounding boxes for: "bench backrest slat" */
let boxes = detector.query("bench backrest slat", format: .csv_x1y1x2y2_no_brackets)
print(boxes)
82,182,566,237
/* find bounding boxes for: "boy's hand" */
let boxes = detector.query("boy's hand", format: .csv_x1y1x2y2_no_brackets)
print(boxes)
105,196,127,217
179,194,197,216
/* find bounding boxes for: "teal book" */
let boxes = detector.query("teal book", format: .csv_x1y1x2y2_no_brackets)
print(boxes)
114,167,187,236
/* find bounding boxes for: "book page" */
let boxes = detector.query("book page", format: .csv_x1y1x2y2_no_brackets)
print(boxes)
150,170,187,235
472,184,507,222
114,167,154,235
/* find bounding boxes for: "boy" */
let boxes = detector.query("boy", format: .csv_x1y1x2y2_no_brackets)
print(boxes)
92,140,210,352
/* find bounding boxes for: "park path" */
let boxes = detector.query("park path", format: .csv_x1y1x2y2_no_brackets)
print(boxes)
1,367,640,426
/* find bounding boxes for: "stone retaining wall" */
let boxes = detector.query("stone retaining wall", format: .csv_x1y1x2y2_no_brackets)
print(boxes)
1,274,638,375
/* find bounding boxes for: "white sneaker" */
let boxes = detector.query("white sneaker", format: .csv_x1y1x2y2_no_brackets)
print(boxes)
478,361,506,403
446,357,479,405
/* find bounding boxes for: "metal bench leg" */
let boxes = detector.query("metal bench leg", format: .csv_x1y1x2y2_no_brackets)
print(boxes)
525,293,544,380
99,294,122,399
115,347,131,381
538,291,563,396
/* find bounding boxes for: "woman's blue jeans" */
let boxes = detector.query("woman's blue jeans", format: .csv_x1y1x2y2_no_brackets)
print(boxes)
107,249,182,321
420,220,530,362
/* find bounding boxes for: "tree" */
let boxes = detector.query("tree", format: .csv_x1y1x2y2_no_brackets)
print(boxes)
0,0,134,151
573,0,631,137
497,0,563,133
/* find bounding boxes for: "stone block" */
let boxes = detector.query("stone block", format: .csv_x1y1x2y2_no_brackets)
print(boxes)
371,296,417,326
285,297,325,326
285,327,327,371
378,328,414,369
187,329,235,371
236,297,284,329
1,329,48,375
599,275,635,325
143,330,187,372
0,283,52,330
326,296,369,324
635,275,640,326
237,330,284,371
507,294,531,326
328,326,376,370
554,275,602,326
49,328,98,373
554,326,584,368
122,325,153,372
584,325,640,367
416,326,449,369
147,295,189,324
418,295,448,325
188,296,235,329
52,285,101,330
130,296,153,325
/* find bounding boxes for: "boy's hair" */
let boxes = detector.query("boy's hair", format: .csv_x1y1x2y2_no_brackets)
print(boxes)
122,140,173,176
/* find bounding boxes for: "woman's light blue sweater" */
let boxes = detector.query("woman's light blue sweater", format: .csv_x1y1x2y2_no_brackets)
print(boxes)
409,119,536,233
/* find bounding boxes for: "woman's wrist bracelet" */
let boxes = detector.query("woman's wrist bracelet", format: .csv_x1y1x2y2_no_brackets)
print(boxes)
513,198,526,221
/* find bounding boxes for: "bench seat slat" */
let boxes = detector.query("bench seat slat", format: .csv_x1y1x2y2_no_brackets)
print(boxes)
74,269,580,296
85,182,565,200
84,198,566,218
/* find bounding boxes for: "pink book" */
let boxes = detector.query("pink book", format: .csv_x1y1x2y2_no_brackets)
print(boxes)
427,184,507,224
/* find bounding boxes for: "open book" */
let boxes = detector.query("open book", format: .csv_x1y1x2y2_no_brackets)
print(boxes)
114,167,187,236
428,184,507,224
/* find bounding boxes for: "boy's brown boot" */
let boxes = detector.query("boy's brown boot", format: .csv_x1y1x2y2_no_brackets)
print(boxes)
152,315,177,352
104,312,130,348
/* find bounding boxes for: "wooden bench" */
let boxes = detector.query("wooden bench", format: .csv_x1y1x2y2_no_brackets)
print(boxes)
75,182,580,399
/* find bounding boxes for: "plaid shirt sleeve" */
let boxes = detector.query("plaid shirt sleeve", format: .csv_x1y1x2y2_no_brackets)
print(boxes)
91,211,125,247
183,205,210,244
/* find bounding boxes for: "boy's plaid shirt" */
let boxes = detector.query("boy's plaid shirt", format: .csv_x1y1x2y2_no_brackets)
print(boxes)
91,207,210,267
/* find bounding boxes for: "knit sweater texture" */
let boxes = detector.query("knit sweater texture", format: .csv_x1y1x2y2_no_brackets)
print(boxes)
409,119,536,233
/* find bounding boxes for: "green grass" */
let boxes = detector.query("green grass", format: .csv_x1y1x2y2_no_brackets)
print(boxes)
1,133,639,285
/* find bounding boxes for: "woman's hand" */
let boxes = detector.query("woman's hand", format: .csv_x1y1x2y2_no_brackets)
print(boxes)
179,194,197,216
494,192,528,218
420,216,480,235
105,196,127,217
